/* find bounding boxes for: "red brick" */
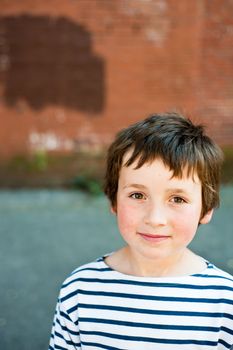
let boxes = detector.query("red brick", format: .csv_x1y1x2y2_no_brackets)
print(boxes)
0,0,232,158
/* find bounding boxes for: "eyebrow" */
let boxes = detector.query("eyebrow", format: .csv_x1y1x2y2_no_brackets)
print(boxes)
123,184,191,195
123,184,148,190
165,188,188,194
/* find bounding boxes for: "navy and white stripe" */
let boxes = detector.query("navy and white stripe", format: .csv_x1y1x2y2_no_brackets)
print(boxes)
49,256,233,349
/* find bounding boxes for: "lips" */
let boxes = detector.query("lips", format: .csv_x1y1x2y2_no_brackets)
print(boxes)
138,233,170,243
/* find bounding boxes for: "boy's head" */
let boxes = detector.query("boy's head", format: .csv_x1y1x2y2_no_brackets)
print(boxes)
104,112,223,219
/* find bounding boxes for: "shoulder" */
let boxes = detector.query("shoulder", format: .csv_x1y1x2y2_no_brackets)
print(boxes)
207,262,233,278
203,262,233,289
55,257,111,318
58,256,111,301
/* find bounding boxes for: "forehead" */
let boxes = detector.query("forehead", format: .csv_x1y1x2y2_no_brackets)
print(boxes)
121,151,201,185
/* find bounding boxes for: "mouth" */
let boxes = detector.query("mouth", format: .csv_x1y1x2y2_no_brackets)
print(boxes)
138,233,170,243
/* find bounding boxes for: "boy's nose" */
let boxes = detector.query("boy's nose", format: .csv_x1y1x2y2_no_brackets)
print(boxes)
144,203,167,227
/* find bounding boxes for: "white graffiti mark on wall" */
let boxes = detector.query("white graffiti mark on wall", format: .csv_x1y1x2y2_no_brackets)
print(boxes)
28,131,73,152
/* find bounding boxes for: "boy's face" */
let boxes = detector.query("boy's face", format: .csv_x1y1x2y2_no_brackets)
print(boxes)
113,154,213,264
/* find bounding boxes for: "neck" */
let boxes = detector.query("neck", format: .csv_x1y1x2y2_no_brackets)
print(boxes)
121,246,205,277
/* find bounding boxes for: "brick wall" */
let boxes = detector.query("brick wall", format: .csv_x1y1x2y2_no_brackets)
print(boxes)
0,0,232,158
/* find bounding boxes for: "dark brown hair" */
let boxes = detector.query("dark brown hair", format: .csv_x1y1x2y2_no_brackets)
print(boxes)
104,112,223,218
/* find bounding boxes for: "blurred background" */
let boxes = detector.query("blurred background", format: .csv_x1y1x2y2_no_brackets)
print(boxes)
0,1,233,349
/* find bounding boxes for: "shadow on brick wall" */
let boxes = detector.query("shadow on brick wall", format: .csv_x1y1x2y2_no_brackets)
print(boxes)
0,15,105,112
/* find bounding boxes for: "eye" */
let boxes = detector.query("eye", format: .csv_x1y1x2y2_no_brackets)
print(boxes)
171,196,186,204
130,192,145,200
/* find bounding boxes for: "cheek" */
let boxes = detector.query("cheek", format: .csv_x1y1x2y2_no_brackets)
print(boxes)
116,203,138,233
171,208,200,240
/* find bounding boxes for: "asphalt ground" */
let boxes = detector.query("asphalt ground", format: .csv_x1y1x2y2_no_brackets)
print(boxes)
0,187,232,350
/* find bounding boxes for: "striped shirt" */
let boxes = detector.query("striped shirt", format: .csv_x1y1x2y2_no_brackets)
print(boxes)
49,255,233,349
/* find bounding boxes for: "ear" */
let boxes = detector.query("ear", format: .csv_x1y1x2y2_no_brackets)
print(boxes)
199,209,214,225
110,205,117,215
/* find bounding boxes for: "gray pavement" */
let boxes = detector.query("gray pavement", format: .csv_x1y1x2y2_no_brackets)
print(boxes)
0,187,232,350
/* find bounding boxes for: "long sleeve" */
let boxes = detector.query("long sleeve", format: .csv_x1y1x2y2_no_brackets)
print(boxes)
49,297,81,350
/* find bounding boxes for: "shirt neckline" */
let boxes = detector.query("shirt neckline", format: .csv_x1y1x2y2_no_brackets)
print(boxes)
98,253,212,281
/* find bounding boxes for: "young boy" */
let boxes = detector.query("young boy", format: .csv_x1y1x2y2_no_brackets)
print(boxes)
49,113,233,349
